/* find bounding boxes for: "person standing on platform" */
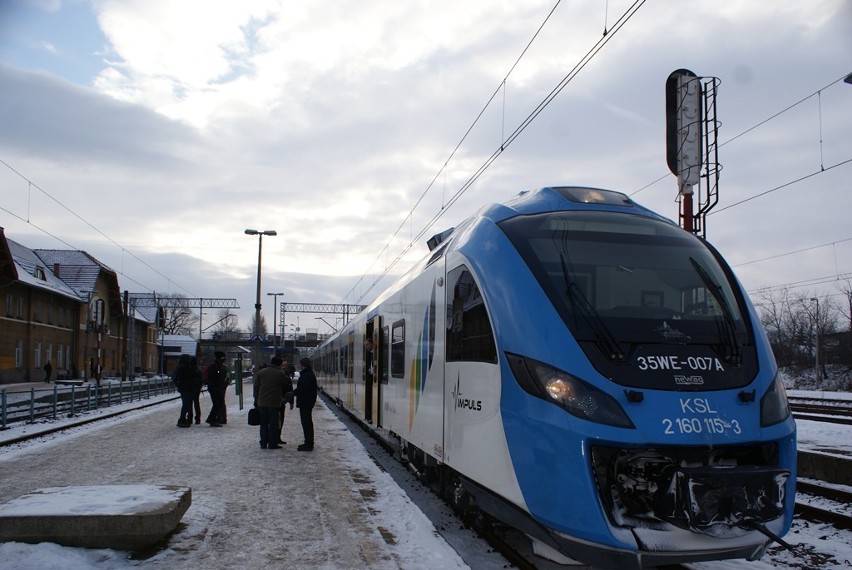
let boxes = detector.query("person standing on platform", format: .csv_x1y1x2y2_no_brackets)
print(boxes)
277,361,294,445
43,360,53,383
190,357,204,425
287,357,318,451
253,356,288,449
205,351,230,426
173,355,196,427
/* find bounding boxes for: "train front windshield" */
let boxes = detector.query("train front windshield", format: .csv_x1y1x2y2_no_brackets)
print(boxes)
499,211,755,389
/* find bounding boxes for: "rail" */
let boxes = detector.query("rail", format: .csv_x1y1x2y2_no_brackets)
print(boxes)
0,377,178,429
789,396,852,425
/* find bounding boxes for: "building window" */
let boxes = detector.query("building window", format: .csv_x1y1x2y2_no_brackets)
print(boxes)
16,297,23,319
34,341,42,368
391,320,405,378
5,294,11,317
46,344,53,367
33,266,46,280
15,341,23,368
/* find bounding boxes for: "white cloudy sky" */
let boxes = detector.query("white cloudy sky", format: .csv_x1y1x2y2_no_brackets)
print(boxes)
0,0,850,331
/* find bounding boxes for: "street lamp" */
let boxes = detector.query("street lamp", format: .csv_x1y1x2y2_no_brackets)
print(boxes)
245,229,277,367
810,297,820,383
267,292,284,356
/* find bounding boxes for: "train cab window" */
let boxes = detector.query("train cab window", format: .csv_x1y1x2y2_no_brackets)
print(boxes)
499,211,749,340
391,320,405,378
446,266,497,363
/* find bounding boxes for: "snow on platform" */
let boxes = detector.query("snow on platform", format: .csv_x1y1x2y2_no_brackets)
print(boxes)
0,390,471,569
0,485,191,549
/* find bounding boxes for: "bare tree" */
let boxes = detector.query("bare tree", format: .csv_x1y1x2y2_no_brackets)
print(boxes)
211,310,240,339
159,293,199,336
757,288,801,367
213,310,239,332
249,313,268,337
836,278,852,333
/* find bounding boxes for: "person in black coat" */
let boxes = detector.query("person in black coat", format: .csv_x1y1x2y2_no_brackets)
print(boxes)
205,351,230,426
286,357,318,451
172,355,196,428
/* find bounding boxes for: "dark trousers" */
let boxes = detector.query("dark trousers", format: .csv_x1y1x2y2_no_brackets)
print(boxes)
192,390,202,422
299,405,314,446
258,406,279,447
207,388,227,424
179,392,194,423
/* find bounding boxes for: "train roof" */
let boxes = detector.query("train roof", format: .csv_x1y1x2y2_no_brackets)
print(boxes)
426,186,675,251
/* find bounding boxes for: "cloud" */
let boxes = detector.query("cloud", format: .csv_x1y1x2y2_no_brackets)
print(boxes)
1,0,851,329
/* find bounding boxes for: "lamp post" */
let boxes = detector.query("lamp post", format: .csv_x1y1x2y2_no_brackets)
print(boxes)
267,292,284,356
810,297,820,383
245,229,277,368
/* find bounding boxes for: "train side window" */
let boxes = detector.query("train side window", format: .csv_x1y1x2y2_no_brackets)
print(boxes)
391,320,405,378
446,265,498,363
381,325,389,384
339,344,348,377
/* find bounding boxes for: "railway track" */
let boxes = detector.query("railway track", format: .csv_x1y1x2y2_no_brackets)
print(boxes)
795,480,852,530
789,396,852,425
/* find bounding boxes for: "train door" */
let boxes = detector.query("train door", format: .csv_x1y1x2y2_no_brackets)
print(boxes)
442,264,503,481
344,334,355,409
364,320,374,424
364,317,382,426
378,323,387,427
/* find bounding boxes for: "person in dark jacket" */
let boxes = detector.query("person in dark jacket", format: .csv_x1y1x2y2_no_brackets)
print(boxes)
205,351,230,426
286,357,318,451
43,361,53,383
253,356,288,449
173,355,196,427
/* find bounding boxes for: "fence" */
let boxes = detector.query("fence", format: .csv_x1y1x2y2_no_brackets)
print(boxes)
0,377,179,429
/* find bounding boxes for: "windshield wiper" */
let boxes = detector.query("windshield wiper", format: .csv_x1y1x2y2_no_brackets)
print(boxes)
689,257,742,365
560,253,625,361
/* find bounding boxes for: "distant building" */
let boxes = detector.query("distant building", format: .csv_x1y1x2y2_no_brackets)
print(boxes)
159,334,197,376
0,227,160,384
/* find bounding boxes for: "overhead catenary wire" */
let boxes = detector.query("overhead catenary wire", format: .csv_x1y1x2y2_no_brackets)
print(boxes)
342,0,566,304
344,0,649,305
0,158,194,297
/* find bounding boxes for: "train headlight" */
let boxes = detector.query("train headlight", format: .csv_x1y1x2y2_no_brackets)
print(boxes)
507,353,634,428
760,374,791,426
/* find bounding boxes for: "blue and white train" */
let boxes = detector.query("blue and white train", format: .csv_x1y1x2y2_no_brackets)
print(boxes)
313,186,796,569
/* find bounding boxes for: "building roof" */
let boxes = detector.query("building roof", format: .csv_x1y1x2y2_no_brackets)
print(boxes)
34,248,123,314
128,292,161,324
5,237,83,302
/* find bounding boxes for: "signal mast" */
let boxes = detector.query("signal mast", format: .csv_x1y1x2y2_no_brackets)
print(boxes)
665,69,721,237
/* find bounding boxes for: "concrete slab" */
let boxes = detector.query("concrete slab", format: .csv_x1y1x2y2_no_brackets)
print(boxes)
0,484,191,550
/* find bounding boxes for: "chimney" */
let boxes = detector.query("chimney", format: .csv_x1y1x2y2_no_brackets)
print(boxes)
53,263,60,277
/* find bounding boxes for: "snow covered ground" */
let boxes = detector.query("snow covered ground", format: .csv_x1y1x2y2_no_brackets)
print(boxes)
0,387,849,569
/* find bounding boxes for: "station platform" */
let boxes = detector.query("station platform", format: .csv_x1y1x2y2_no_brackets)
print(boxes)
0,388,487,569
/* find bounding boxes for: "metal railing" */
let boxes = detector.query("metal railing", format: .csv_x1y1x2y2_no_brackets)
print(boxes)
0,377,179,429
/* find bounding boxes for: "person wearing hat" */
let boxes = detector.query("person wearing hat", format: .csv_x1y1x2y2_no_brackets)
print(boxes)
205,351,230,426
